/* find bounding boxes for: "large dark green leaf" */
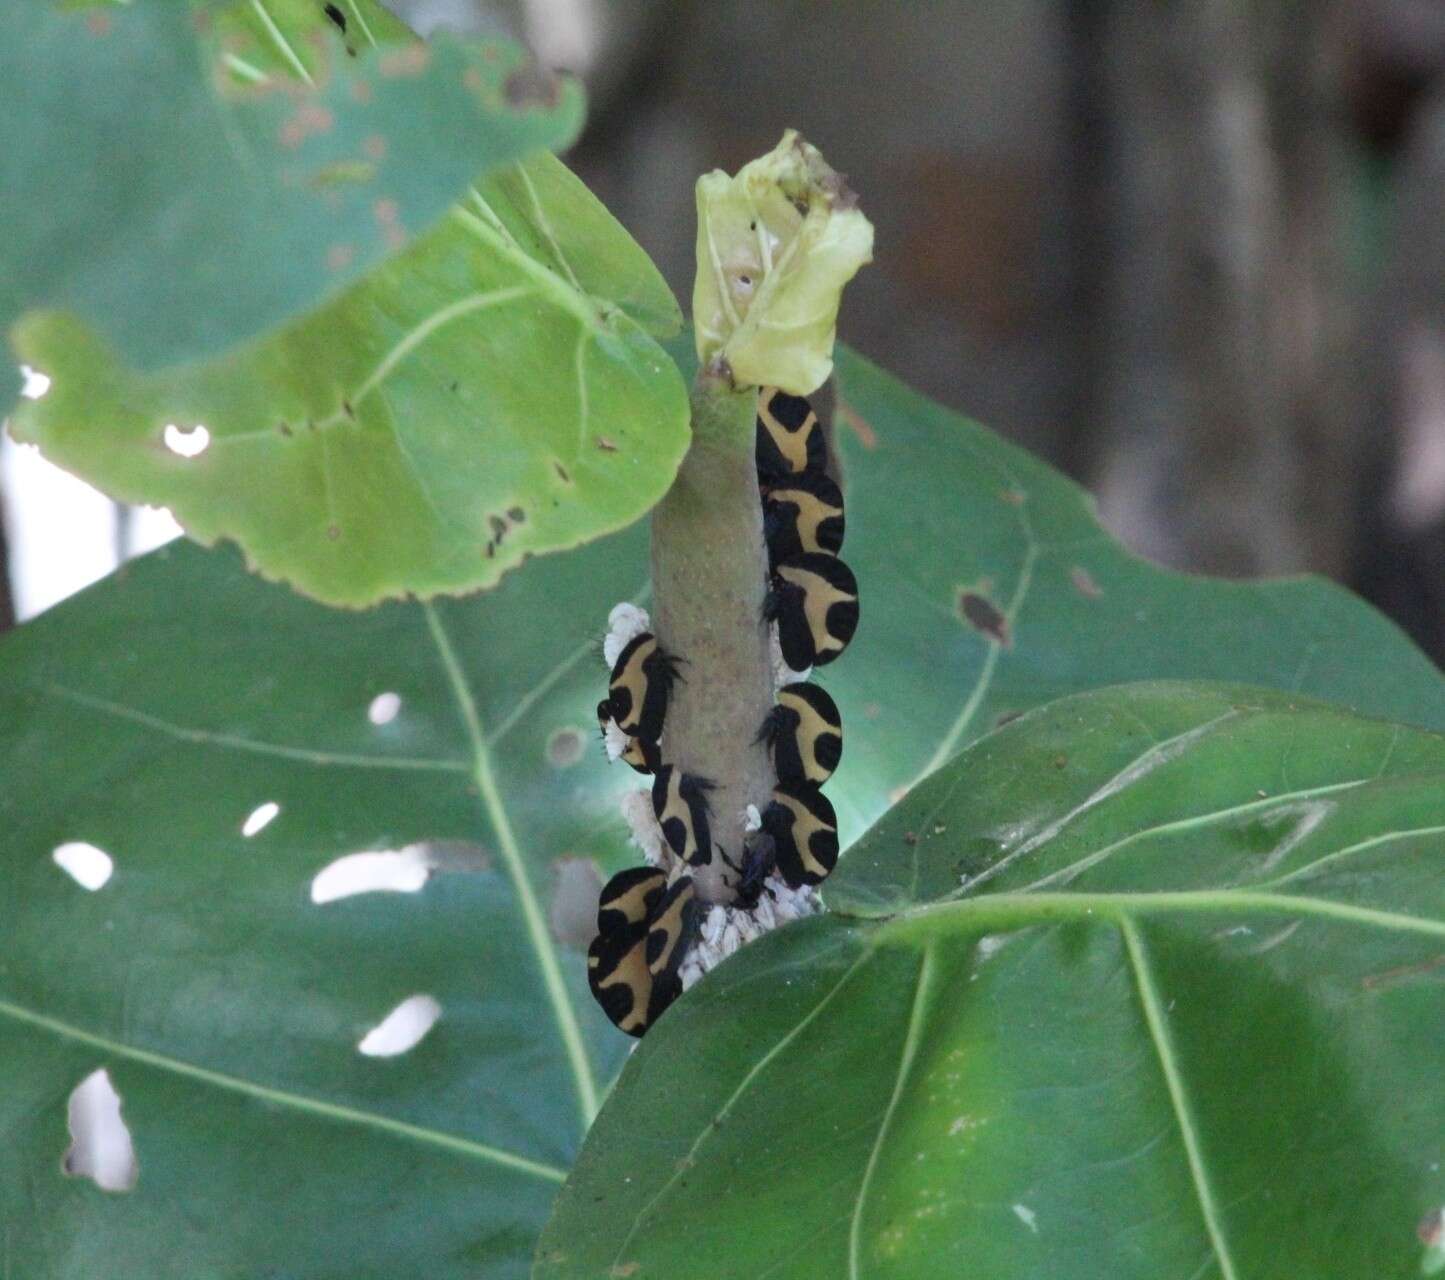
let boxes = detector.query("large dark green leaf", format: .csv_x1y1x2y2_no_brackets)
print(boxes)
0,0,581,406
7,4,687,607
537,683,1445,1279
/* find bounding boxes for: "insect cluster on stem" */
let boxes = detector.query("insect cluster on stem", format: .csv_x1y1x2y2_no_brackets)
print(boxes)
587,386,858,1037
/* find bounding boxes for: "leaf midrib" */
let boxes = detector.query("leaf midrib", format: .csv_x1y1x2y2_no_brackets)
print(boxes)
875,887,1445,942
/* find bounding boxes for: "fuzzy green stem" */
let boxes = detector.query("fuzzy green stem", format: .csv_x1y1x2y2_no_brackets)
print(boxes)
650,366,776,903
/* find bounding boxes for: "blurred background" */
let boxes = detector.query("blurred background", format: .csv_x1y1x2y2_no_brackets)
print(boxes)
4,0,1444,668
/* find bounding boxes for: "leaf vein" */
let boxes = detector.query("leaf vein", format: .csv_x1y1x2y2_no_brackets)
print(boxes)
39,682,469,773
423,604,601,1130
0,996,566,1183
848,944,937,1280
1120,920,1240,1280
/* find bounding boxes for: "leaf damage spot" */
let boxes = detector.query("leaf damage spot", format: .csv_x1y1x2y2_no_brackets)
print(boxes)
64,1070,137,1192
311,846,432,903
363,133,387,161
1420,1206,1444,1248
163,423,211,458
609,1265,640,1279
595,436,618,453
357,994,441,1057
327,243,355,272
323,3,347,34
1361,952,1445,991
553,461,572,484
86,11,112,37
484,507,527,559
242,801,281,838
838,402,878,449
549,856,603,949
53,842,114,891
367,691,402,725
19,364,51,400
1011,1203,1038,1233
958,590,1011,647
504,60,562,109
1071,565,1103,599
547,727,586,768
379,46,431,78
999,488,1027,507
280,104,336,149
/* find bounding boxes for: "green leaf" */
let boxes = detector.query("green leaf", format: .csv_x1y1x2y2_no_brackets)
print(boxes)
0,0,583,406
537,683,1445,1279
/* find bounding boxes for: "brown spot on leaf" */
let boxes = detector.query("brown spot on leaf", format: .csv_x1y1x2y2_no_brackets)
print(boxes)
837,402,878,449
610,1265,640,1279
351,78,373,104
999,488,1026,507
323,3,347,33
553,461,572,483
463,66,485,93
87,11,111,35
547,728,587,768
903,832,919,847
379,46,430,78
383,224,406,251
363,134,387,162
1071,566,1103,599
995,709,1024,728
863,702,881,719
1361,953,1445,991
507,506,525,523
958,591,1011,647
277,421,293,437
1420,1207,1444,1248
595,437,618,453
1052,754,1068,769
504,60,562,109
373,197,399,224
488,515,508,541
326,524,341,541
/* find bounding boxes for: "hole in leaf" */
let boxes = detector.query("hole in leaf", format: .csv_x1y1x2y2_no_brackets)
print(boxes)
368,691,402,725
63,1069,138,1192
162,423,210,458
19,364,51,400
549,856,603,949
241,802,280,838
311,846,431,904
52,842,114,891
358,994,441,1057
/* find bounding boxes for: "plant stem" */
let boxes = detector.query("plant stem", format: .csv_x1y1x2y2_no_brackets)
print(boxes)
650,365,775,903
